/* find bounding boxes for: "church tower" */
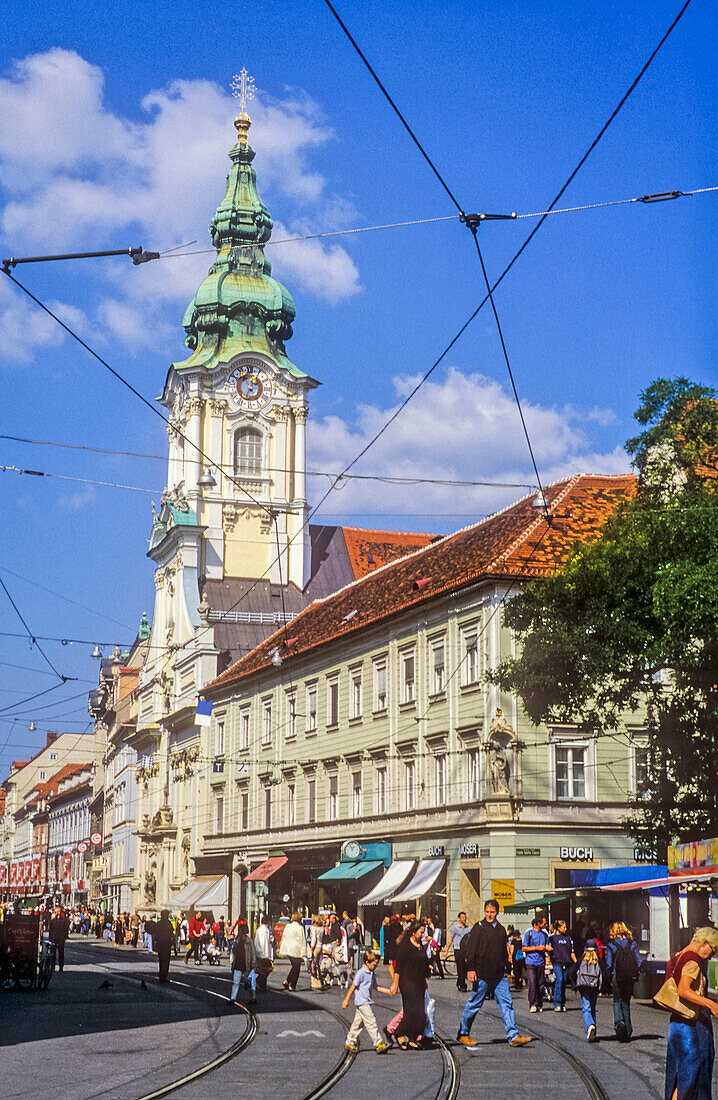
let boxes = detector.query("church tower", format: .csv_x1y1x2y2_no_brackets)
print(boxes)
157,93,317,599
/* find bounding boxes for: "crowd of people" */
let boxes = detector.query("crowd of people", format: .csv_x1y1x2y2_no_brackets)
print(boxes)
12,897,715,1098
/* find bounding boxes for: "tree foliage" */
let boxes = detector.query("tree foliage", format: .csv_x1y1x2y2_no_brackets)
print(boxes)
490,379,718,853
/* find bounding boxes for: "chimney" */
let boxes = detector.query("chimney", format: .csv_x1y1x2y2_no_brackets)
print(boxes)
46,730,58,746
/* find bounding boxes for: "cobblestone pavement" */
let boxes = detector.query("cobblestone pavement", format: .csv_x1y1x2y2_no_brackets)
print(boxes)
2,937,716,1100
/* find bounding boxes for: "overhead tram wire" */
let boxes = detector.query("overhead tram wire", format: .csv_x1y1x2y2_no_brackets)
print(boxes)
0,573,71,682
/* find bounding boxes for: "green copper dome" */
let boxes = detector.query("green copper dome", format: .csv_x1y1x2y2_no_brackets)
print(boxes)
174,112,305,377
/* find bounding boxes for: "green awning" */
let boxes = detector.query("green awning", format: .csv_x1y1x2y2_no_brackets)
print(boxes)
503,893,567,912
317,860,383,882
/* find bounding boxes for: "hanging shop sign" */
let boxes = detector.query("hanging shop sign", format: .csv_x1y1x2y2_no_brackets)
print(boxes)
490,879,515,909
560,847,594,861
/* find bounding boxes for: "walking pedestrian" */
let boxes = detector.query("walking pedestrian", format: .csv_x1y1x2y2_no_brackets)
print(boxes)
342,949,392,1054
185,910,206,965
425,917,444,979
383,914,401,967
664,927,718,1100
522,915,552,1011
605,921,642,1041
130,910,140,948
577,938,602,1041
279,912,308,990
549,919,576,1012
389,920,431,1050
444,911,470,991
48,906,70,973
254,914,273,990
230,922,257,1005
146,910,174,983
456,898,532,1049
509,926,525,990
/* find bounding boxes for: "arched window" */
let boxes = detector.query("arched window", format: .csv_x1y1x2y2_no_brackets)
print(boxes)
234,427,262,476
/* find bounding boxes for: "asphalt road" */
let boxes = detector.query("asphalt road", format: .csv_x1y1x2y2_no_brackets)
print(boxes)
1,937,715,1100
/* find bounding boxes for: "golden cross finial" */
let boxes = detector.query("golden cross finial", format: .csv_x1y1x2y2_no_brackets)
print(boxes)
231,68,256,115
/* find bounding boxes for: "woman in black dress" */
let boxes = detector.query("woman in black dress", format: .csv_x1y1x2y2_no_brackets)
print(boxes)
390,920,430,1049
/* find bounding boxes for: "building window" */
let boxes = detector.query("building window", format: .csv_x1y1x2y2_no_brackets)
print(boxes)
352,771,363,817
634,743,650,799
376,765,387,814
435,754,446,805
215,720,225,757
405,760,416,810
287,782,296,826
215,796,224,834
49,752,57,762
401,649,416,703
38,770,46,781
461,627,478,685
239,709,250,751
264,786,272,829
351,670,362,719
240,790,249,831
431,639,445,694
373,658,387,711
286,693,296,739
555,745,586,800
306,684,317,732
307,777,316,823
234,426,262,476
468,748,481,801
328,774,339,820
327,676,339,727
262,700,272,746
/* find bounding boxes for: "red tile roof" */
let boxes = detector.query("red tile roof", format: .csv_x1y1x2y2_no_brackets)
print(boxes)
341,527,436,578
34,763,88,802
207,474,636,692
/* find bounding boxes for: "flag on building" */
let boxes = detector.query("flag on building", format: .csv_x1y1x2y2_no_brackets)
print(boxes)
196,699,213,726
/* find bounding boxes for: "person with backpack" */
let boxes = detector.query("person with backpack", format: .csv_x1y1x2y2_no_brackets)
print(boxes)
605,921,642,1042
577,938,602,1041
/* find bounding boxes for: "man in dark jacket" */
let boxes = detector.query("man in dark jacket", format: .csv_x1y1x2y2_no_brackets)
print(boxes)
456,899,532,1048
48,906,70,972
146,911,174,983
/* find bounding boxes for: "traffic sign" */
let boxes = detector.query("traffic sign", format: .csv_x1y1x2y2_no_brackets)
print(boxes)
90,832,103,845
77,842,88,853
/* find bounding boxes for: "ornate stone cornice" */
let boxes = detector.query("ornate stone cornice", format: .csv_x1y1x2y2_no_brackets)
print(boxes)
294,406,309,424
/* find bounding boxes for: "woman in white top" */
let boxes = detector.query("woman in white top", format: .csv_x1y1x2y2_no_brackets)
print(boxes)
254,914,273,990
278,913,308,990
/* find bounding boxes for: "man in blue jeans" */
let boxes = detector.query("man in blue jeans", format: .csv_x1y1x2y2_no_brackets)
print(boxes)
549,919,576,1011
522,915,552,1011
456,899,532,1049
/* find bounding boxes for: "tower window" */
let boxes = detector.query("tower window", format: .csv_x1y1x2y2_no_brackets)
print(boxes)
234,427,262,476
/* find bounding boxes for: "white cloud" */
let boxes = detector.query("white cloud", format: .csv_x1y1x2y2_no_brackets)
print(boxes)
0,277,72,365
308,369,629,523
0,50,360,314
57,482,97,511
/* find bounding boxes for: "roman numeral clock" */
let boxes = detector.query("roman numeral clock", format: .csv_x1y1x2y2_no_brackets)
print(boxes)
226,360,274,412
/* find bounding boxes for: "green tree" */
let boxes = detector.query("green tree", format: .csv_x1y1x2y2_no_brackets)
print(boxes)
490,378,718,856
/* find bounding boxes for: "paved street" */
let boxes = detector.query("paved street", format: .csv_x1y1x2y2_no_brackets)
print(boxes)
3,937,716,1099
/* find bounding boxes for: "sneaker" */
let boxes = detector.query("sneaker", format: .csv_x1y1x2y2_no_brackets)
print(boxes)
375,1041,391,1055
616,1021,628,1043
554,1006,562,1012
345,1042,359,1053
529,1006,538,1013
587,1025,596,1043
458,1035,478,1047
509,1036,532,1047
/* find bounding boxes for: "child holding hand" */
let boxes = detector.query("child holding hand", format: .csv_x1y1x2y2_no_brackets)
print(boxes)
342,949,393,1053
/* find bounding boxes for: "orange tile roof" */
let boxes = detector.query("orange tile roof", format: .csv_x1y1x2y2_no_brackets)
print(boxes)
35,763,88,802
341,527,436,578
207,474,636,692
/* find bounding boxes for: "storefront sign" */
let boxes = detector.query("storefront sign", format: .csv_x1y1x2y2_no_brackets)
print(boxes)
516,848,540,858
490,879,515,909
92,857,109,871
560,847,593,861
668,836,718,873
429,846,444,857
634,848,659,863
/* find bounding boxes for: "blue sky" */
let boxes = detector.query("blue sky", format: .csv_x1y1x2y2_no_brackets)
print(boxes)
0,0,715,773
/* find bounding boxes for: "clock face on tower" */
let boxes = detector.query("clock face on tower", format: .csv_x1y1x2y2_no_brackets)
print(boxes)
226,362,274,411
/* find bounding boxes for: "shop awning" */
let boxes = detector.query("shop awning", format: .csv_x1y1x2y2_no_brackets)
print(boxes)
504,893,567,912
601,870,717,892
358,860,415,905
390,859,446,904
244,856,288,882
317,860,384,882
168,876,221,909
194,876,228,909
